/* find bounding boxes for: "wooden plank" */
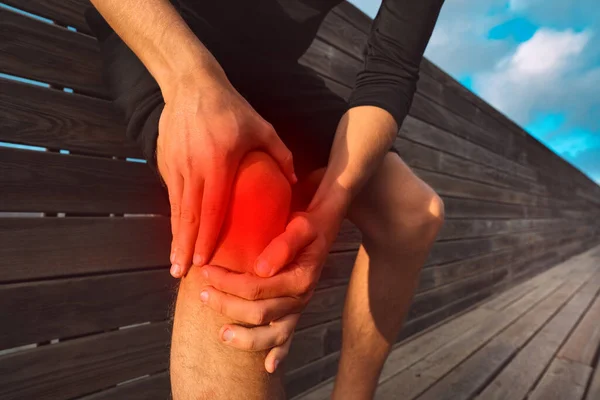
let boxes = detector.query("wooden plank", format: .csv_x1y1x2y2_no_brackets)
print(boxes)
0,322,170,400
331,2,372,35
415,168,548,207
399,116,536,183
0,265,360,351
417,60,525,141
477,268,600,400
0,270,175,350
293,249,593,400
420,225,583,293
442,197,555,219
4,0,92,33
397,138,548,196
415,261,597,400
437,218,565,241
529,358,592,400
586,364,600,400
319,9,366,60
291,276,517,400
375,259,592,400
426,227,579,267
294,307,495,400
0,78,139,158
300,37,359,87
0,147,169,214
0,217,170,282
79,372,170,400
418,61,600,198
285,351,340,399
0,217,358,283
297,285,347,330
0,8,105,96
557,294,600,366
409,93,509,158
409,268,508,319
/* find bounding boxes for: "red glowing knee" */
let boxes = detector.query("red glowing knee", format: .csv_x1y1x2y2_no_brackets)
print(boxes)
209,151,292,274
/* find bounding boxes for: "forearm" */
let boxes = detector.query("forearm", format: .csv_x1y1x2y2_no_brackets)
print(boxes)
310,106,398,210
89,0,225,98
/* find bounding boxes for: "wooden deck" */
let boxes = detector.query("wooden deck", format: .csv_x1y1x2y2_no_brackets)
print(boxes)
296,244,600,400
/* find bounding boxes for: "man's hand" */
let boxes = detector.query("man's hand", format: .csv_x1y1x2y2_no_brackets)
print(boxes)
198,188,350,372
157,73,297,278
90,0,297,279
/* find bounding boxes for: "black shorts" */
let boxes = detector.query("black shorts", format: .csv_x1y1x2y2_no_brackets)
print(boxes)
87,3,398,182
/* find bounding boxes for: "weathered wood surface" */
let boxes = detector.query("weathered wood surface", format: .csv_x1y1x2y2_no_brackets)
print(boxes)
294,245,600,400
0,7,105,96
0,322,170,400
0,78,138,158
4,0,92,33
0,147,169,214
1,1,600,399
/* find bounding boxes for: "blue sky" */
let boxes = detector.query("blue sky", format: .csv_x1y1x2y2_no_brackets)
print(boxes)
349,0,600,184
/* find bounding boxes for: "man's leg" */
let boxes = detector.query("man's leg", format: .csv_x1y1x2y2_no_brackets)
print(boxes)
170,151,291,399
332,152,445,399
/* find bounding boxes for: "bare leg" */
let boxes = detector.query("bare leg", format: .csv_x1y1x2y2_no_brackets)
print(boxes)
332,153,445,399
170,151,292,399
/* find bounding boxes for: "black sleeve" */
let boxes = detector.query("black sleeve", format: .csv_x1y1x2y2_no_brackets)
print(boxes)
347,0,445,127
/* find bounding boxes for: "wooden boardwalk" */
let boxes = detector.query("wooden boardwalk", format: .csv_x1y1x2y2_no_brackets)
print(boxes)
296,244,600,400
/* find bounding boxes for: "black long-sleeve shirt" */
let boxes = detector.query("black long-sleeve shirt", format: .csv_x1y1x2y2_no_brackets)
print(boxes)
176,0,445,127
87,0,444,138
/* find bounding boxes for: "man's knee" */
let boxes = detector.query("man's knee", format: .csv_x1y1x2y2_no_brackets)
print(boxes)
350,153,445,250
210,151,292,274
171,151,291,399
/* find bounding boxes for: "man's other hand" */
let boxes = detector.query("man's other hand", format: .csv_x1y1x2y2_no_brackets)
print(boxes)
198,192,349,372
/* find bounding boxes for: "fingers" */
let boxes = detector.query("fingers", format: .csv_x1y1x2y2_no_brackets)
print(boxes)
201,265,314,300
261,124,297,185
254,214,317,277
200,286,304,325
167,172,184,277
194,166,233,269
265,326,295,373
219,313,300,356
171,179,204,277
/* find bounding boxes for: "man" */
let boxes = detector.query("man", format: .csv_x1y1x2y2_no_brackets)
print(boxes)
86,0,445,398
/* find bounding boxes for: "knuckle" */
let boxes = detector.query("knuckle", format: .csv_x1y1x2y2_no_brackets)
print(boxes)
298,273,314,294
251,307,266,326
292,215,312,235
170,202,181,218
179,209,198,225
249,284,263,300
245,335,256,351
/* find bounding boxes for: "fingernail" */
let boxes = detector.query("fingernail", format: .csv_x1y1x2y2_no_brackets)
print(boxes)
292,173,298,184
200,290,209,303
201,268,209,279
170,250,177,264
222,329,234,342
170,264,182,278
193,254,204,266
273,359,279,371
256,259,271,276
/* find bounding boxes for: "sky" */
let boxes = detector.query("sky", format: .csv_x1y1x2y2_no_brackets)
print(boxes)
349,0,600,184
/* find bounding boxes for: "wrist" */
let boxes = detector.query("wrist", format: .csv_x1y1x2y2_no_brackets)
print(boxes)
155,47,228,102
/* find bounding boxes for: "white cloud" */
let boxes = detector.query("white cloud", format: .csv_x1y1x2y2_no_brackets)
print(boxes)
424,0,512,77
474,28,592,124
